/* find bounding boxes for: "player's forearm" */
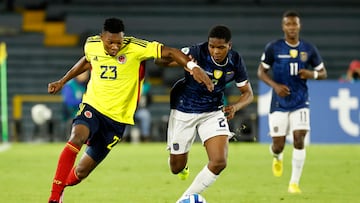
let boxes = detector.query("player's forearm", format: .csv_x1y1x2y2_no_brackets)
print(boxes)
258,63,282,89
227,83,254,113
233,89,254,112
154,57,179,67
60,56,89,85
161,46,194,69
258,70,278,89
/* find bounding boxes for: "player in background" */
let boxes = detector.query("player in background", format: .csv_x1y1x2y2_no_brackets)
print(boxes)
47,17,214,203
155,25,253,202
257,10,327,193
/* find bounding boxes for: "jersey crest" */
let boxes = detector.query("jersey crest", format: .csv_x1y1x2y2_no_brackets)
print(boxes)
117,54,126,64
289,49,298,58
213,69,223,79
300,52,308,62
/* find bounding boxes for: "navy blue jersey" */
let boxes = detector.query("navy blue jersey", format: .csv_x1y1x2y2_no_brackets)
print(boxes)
171,42,249,113
261,39,324,112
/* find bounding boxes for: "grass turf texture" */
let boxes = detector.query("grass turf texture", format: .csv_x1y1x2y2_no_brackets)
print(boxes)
0,142,359,203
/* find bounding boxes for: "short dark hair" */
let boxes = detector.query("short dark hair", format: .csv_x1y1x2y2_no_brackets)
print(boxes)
208,25,232,43
283,10,300,18
103,18,125,33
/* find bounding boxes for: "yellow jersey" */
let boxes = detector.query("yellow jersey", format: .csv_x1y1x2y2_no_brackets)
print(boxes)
82,35,162,124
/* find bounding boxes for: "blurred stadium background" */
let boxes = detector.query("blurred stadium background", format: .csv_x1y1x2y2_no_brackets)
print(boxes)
0,0,360,143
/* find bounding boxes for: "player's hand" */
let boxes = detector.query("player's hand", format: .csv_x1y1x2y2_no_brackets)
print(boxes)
274,83,290,97
223,105,236,120
48,80,64,94
185,57,213,91
298,69,313,79
191,67,214,92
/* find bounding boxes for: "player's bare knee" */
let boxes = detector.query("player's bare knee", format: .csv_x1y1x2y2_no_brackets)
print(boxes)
209,159,227,174
272,145,284,154
293,135,305,149
69,124,90,145
293,141,304,149
69,132,88,146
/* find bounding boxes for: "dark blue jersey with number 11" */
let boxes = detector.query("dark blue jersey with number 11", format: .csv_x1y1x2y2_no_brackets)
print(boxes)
261,39,324,113
170,42,249,113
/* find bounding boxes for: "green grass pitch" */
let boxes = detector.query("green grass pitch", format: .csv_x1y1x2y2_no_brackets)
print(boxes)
0,142,359,203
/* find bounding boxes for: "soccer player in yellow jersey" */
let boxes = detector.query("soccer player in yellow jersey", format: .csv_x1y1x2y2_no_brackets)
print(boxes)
47,17,214,203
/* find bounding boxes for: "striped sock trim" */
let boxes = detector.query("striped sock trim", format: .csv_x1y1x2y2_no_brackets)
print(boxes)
66,142,81,153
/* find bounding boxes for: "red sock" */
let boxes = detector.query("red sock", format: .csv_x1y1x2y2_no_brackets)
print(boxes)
49,142,81,201
65,167,81,186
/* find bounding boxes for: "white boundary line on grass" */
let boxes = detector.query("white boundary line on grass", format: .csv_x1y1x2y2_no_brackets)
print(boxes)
0,143,11,152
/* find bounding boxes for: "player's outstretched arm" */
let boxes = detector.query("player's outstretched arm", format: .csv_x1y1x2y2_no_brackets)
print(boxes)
48,56,91,94
159,46,214,92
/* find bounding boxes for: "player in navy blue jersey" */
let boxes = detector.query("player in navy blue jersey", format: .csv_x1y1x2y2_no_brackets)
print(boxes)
257,10,327,194
156,25,253,202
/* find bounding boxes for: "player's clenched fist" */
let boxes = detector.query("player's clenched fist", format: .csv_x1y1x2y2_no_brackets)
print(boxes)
48,80,64,94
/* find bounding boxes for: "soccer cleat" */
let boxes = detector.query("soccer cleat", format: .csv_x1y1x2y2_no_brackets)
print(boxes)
288,183,302,194
272,158,283,177
178,166,189,180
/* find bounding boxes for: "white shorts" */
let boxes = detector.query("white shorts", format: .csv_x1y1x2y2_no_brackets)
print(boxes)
268,108,310,137
167,109,232,154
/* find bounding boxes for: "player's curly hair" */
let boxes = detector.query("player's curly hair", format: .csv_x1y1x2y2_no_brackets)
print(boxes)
103,18,125,33
208,25,232,43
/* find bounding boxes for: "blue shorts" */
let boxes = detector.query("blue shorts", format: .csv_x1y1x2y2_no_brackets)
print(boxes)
73,103,126,163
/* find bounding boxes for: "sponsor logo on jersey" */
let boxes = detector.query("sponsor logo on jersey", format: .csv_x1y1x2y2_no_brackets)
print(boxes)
278,54,291,58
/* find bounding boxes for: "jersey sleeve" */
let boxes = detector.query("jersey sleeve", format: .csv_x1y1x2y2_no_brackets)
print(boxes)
84,41,89,62
138,40,163,60
180,46,191,55
84,36,101,62
309,44,324,70
261,41,275,69
234,55,249,87
180,45,200,60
